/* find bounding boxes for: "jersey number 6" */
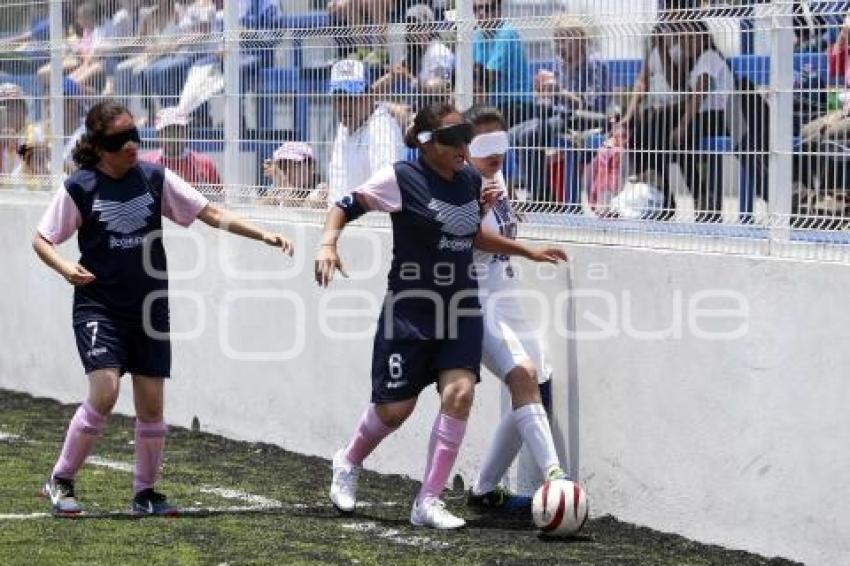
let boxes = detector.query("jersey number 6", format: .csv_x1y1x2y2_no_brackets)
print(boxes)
388,353,403,380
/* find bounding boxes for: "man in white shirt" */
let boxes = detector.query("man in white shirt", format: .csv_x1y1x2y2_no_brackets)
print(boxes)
327,58,405,205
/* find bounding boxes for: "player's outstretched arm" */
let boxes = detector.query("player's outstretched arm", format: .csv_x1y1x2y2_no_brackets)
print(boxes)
197,204,294,256
314,205,350,288
32,233,96,286
474,228,568,264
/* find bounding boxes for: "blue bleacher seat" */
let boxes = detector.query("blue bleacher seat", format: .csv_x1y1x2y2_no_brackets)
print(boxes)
260,68,301,93
282,11,330,32
730,52,832,87
259,68,309,140
605,59,642,90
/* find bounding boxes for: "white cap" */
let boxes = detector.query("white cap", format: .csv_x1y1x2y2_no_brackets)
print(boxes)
155,107,190,131
329,59,368,94
272,141,314,162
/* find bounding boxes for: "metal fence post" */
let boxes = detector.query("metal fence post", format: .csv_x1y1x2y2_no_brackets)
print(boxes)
768,0,794,247
49,0,64,184
223,0,240,204
456,0,474,112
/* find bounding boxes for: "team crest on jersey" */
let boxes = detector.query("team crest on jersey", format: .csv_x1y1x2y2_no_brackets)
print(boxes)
427,198,479,236
93,193,154,235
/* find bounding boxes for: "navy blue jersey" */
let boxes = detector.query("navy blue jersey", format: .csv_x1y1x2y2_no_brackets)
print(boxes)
384,158,483,337
64,162,168,328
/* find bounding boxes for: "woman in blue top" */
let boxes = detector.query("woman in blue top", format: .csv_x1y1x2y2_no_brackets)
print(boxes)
314,102,567,529
33,100,293,516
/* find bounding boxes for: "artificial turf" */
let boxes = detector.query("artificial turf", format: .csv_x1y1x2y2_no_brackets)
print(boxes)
0,389,798,566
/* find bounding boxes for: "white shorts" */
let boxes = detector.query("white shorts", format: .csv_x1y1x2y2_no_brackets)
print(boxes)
481,291,551,383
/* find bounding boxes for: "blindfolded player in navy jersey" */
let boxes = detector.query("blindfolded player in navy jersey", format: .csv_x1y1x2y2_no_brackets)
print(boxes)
33,100,293,517
314,102,567,529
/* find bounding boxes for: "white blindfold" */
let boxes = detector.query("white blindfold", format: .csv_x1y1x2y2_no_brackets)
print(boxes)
469,131,509,158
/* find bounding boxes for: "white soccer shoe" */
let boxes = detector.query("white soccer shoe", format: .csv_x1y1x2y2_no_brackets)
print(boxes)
410,497,466,530
329,449,360,513
42,476,82,515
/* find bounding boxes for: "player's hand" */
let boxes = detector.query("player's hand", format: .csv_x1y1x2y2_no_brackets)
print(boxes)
61,262,96,286
527,247,568,264
262,232,294,256
480,180,502,208
314,244,348,287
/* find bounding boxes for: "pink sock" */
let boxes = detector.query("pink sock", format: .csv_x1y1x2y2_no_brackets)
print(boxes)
133,420,167,494
52,401,107,481
343,404,396,466
417,413,467,504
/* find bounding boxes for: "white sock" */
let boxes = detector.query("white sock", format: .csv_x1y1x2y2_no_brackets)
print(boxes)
472,410,522,495
513,403,560,476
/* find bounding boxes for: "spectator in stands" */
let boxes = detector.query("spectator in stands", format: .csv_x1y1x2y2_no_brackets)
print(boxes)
328,0,392,65
510,14,610,204
0,4,49,75
372,4,454,95
37,2,111,96
172,0,287,129
0,83,29,179
327,58,405,204
472,0,533,126
827,8,850,89
21,78,87,173
139,0,218,113
112,0,184,124
621,20,739,222
140,107,223,198
261,142,326,207
100,0,148,97
11,127,51,190
793,9,850,198
618,21,687,219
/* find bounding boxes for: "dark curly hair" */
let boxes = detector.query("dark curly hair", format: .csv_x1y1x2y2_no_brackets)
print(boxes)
404,102,459,149
71,100,133,170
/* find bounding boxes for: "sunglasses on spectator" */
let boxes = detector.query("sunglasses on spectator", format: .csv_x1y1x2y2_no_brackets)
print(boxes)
97,127,141,152
417,123,474,147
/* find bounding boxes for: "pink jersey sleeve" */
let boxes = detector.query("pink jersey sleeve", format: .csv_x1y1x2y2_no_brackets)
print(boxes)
162,168,209,227
37,186,82,245
351,165,402,212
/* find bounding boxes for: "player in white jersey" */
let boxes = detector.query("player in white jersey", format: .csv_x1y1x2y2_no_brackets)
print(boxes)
465,106,569,510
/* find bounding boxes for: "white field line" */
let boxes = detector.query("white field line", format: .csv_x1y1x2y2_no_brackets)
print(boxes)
0,513,52,520
198,486,281,508
1,435,401,521
87,456,134,473
341,521,450,550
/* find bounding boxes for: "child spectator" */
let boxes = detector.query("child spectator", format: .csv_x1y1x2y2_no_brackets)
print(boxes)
139,107,223,198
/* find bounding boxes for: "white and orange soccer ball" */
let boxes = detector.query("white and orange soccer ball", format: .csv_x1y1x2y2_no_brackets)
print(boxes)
532,479,589,536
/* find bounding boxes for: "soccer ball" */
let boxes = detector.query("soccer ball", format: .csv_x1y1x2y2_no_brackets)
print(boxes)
532,479,589,536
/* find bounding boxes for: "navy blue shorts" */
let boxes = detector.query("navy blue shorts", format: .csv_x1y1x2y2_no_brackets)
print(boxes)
370,313,483,403
73,314,171,378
